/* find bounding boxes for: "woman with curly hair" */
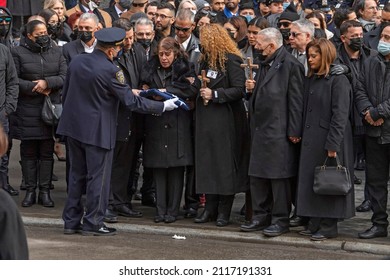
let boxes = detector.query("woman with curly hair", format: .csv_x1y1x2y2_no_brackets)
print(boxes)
194,24,250,227
141,37,200,223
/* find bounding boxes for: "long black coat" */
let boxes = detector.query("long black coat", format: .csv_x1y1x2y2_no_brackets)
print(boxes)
296,74,355,219
11,38,67,140
195,53,250,195
7,0,42,16
141,56,200,168
248,47,304,179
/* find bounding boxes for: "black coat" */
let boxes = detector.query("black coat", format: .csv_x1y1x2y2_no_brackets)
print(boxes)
10,38,67,140
62,39,85,65
195,53,250,195
363,26,381,51
248,47,304,179
0,44,18,116
7,0,41,16
104,5,121,23
296,74,355,219
141,56,200,168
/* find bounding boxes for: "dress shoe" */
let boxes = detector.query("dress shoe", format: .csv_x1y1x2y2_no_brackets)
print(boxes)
142,195,156,207
216,219,229,227
356,200,371,212
164,215,176,223
194,210,216,223
134,193,142,201
299,229,313,236
114,204,143,218
184,207,198,218
310,232,335,241
289,215,307,227
104,209,118,223
353,175,362,185
82,225,117,236
154,215,164,223
2,184,19,196
358,226,388,239
64,224,82,235
263,224,290,237
240,220,268,232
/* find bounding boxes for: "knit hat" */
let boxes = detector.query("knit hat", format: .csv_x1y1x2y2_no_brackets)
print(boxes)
193,0,210,11
279,3,300,22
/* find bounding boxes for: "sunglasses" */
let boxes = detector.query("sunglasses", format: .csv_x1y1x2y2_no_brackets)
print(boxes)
174,25,191,32
288,31,303,38
277,22,291,28
200,9,217,17
132,2,147,7
0,17,12,24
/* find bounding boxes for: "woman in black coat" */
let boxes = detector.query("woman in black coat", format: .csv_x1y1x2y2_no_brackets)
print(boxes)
140,37,200,223
11,20,67,208
194,24,250,227
296,38,354,241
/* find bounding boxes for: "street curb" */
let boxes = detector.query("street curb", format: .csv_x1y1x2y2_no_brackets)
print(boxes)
22,216,390,257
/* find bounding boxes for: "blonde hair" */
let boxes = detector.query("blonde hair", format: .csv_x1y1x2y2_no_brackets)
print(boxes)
199,24,242,72
43,0,66,21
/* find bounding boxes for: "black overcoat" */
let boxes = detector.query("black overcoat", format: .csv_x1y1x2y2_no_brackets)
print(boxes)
248,47,304,179
141,56,200,168
195,53,250,195
7,0,42,16
296,74,355,219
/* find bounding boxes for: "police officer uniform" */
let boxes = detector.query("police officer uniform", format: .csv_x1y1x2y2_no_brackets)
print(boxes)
58,28,164,236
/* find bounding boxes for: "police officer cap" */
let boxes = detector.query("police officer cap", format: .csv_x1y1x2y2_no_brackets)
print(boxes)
95,27,125,46
265,0,284,6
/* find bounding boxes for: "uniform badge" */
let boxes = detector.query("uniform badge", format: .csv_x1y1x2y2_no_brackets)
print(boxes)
116,70,125,84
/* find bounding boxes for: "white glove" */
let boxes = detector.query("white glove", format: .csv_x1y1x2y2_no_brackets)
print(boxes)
163,97,179,112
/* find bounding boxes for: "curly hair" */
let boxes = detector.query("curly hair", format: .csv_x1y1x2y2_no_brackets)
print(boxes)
199,24,242,72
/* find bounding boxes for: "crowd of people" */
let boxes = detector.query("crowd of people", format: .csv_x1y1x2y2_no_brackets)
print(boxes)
0,0,390,242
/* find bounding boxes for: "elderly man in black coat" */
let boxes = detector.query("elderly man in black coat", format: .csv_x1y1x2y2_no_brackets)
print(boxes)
241,27,305,237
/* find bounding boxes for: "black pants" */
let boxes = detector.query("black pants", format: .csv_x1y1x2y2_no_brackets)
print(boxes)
204,194,234,218
365,136,390,229
250,176,291,228
20,139,54,161
308,217,338,236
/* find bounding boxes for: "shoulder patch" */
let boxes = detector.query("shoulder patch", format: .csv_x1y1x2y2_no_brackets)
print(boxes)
116,70,125,84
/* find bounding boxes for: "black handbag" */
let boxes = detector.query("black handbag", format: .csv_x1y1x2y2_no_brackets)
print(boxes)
313,156,352,196
41,96,62,126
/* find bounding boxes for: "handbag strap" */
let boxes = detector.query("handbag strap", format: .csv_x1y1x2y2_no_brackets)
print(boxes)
322,155,342,168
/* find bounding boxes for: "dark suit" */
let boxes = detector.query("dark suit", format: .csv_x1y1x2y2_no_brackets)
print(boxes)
363,26,381,51
62,39,85,65
104,5,121,23
248,47,304,228
58,49,163,231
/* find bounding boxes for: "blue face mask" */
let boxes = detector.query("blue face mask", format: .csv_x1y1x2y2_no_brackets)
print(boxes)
244,15,254,23
377,40,390,56
325,14,332,24
282,2,290,10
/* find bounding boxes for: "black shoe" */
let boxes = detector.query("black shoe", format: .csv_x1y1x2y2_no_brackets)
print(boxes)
82,225,117,236
142,195,156,207
2,184,19,196
114,204,143,218
164,215,176,223
358,226,388,239
134,193,142,201
104,209,118,223
216,219,229,227
289,215,307,227
299,229,313,236
154,215,164,223
353,175,362,185
184,207,198,218
22,189,36,207
310,232,336,241
356,200,371,212
263,224,290,237
194,210,216,223
240,220,268,232
64,224,82,235
355,159,365,170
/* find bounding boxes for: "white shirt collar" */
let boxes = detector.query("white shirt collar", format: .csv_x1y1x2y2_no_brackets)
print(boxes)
81,39,97,53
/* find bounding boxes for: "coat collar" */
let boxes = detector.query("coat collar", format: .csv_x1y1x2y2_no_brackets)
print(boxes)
258,47,285,88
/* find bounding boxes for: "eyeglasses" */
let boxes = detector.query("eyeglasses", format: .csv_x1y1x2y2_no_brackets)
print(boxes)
136,32,153,37
0,17,12,24
174,25,192,32
199,9,217,17
288,31,303,38
158,50,173,57
277,22,291,28
132,2,147,7
155,13,173,20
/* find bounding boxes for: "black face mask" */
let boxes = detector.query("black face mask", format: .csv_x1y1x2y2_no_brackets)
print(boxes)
78,31,93,43
47,23,61,39
253,48,266,61
35,35,50,48
137,38,151,49
348,37,363,52
0,25,9,37
70,29,79,41
280,28,290,41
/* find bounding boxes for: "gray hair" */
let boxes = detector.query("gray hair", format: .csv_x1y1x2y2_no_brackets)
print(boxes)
291,19,315,39
176,7,195,23
79,12,99,26
134,17,155,31
257,27,283,48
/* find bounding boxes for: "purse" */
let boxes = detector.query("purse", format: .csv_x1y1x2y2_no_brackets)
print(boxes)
313,155,352,196
41,96,62,126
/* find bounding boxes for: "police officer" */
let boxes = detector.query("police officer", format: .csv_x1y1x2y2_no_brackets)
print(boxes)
58,27,178,236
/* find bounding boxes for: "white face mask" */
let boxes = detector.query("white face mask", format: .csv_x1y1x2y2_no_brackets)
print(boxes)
88,0,99,11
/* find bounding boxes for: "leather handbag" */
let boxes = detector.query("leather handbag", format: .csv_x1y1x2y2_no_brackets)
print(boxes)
41,96,62,126
313,156,352,196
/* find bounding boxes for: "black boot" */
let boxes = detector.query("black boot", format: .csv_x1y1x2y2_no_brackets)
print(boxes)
216,195,234,227
21,160,38,207
19,160,26,190
38,160,54,207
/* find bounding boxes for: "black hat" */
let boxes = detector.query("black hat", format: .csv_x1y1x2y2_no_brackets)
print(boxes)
279,3,300,22
95,27,126,46
265,0,284,6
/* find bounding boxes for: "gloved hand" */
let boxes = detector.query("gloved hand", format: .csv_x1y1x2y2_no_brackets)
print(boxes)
163,97,179,112
329,64,350,75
